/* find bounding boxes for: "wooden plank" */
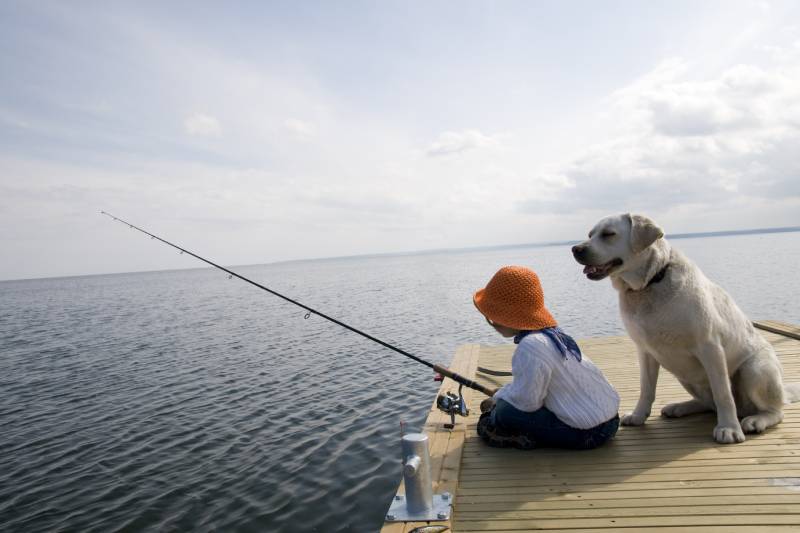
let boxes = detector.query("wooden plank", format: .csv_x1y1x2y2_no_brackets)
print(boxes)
453,514,800,529
459,459,800,476
456,503,800,520
458,522,798,533
456,488,800,505
461,455,800,472
456,493,800,510
462,436,800,453
755,320,800,340
456,468,800,488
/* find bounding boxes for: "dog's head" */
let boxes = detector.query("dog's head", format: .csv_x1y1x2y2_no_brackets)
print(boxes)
571,213,664,281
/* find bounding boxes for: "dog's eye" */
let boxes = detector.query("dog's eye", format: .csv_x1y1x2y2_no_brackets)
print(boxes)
601,231,616,238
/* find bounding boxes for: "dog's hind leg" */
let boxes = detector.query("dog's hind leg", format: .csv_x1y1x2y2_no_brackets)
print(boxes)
736,352,785,434
785,383,800,403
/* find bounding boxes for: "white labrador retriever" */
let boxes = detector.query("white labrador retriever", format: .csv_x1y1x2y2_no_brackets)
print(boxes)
572,213,799,444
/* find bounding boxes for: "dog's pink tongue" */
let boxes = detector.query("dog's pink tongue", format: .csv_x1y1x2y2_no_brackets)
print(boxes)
583,265,596,274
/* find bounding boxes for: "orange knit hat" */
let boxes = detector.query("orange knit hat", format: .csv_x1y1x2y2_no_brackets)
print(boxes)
473,266,557,330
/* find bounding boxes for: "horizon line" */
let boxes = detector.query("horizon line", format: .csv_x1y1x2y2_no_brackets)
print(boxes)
2,224,799,283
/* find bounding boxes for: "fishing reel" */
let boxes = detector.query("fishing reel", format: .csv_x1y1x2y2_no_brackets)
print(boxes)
436,383,469,429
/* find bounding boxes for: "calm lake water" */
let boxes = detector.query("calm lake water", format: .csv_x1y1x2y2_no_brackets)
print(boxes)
1,232,798,532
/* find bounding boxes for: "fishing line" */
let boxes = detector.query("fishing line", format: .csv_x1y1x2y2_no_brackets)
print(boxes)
100,211,495,398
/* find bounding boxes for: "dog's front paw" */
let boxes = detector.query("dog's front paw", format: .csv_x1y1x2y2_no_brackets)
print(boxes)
713,424,745,444
621,411,648,426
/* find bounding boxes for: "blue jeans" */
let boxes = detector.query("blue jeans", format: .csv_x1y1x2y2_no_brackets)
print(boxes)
491,399,619,449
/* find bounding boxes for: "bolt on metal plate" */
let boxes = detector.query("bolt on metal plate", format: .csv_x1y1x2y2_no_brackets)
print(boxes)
384,493,452,522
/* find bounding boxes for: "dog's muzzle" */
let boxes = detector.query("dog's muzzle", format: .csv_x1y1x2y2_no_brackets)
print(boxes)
572,244,588,262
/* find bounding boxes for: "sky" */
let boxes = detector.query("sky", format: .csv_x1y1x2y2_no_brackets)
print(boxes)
1,1,799,280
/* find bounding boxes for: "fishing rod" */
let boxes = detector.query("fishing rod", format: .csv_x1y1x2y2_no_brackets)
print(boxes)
100,212,495,416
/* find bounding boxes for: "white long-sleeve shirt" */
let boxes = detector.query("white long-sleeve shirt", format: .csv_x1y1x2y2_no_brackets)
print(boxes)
494,332,620,429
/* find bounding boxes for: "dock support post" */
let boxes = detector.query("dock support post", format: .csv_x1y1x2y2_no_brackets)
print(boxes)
402,433,434,513
385,432,451,522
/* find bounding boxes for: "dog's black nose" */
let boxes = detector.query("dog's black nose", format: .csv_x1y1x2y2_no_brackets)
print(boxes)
572,244,585,258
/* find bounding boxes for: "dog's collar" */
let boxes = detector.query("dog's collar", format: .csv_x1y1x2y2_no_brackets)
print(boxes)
645,262,670,289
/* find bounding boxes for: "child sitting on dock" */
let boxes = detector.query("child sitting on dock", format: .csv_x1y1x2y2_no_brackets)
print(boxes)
474,266,620,450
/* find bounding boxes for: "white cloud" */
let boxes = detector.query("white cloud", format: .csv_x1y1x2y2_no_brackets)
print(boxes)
283,118,316,139
518,51,800,217
184,113,222,137
425,129,499,157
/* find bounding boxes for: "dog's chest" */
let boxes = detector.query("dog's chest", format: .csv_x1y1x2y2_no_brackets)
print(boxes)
620,289,655,316
624,315,684,349
619,282,709,378
620,288,696,350
619,287,665,325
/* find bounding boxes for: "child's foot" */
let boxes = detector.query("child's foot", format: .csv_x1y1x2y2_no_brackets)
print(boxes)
477,411,536,450
480,397,496,413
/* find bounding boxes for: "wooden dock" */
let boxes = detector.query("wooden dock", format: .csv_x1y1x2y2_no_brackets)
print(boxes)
382,320,800,532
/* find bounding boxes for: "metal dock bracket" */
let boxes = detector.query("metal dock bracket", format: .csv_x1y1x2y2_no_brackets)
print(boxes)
385,432,451,522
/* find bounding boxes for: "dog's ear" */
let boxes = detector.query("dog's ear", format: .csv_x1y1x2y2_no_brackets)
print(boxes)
627,213,664,254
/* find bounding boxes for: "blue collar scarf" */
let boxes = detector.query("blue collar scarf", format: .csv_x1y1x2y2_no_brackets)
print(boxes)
514,327,583,362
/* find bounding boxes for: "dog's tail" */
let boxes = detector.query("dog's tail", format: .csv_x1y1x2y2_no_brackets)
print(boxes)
784,383,800,403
